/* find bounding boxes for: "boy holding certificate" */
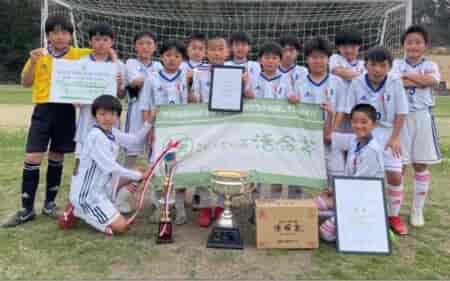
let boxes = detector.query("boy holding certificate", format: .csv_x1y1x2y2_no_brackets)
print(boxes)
318,104,385,242
191,34,250,226
73,23,126,176
3,16,91,227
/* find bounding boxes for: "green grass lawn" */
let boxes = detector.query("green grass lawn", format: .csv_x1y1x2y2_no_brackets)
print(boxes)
0,85,449,279
0,85,32,105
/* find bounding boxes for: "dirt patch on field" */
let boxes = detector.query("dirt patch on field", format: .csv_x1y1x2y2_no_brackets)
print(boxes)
0,104,32,128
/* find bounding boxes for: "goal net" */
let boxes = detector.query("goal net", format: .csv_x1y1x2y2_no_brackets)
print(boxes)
42,0,412,61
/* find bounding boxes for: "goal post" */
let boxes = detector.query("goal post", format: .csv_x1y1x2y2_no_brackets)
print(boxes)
41,0,413,60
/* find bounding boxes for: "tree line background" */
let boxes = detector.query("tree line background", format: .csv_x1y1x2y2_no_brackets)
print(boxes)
0,0,448,83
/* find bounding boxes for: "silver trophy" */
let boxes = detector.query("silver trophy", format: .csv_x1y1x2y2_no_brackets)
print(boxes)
207,170,254,249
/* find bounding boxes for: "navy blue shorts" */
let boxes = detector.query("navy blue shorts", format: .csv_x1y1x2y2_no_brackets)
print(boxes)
26,103,76,153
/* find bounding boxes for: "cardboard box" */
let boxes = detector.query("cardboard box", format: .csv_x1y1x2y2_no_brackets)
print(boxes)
255,199,318,249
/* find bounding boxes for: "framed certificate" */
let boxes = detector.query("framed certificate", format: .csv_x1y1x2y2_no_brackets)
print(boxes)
333,176,391,255
208,65,244,112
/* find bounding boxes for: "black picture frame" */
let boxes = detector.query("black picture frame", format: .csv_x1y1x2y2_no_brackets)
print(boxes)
333,176,391,255
208,65,244,113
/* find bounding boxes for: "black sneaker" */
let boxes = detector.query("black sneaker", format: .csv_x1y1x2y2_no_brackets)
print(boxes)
42,202,60,219
2,209,36,227
192,194,200,211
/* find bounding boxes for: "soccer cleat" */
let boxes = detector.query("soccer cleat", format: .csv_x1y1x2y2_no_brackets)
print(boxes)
198,207,212,227
2,209,35,228
58,203,78,230
389,216,408,235
192,194,200,211
319,217,336,242
42,202,60,219
410,207,425,227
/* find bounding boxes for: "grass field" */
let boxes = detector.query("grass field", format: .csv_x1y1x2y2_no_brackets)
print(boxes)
0,86,449,280
0,85,32,105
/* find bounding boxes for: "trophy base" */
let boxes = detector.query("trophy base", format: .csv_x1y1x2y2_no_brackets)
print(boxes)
156,222,173,244
207,226,243,250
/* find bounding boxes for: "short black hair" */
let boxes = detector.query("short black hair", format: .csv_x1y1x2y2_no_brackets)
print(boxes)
258,42,282,59
365,46,393,66
208,33,228,42
88,23,114,40
133,31,157,44
229,31,252,45
350,104,377,123
207,33,228,48
304,37,332,58
335,30,363,46
279,36,301,51
91,95,122,117
160,40,187,59
401,25,429,45
187,32,206,44
45,15,74,35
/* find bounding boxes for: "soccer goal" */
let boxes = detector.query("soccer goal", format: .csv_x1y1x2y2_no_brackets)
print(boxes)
41,0,412,60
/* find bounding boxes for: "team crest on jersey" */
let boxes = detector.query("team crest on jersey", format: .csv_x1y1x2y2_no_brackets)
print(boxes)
273,83,280,94
176,82,184,93
385,94,391,102
328,89,335,97
360,95,368,101
304,91,312,98
157,85,164,92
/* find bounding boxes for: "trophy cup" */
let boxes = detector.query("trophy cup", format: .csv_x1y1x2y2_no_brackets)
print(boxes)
156,152,176,244
207,170,254,249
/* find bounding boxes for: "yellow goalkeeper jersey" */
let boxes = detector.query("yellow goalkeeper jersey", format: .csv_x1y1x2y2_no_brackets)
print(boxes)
21,47,92,104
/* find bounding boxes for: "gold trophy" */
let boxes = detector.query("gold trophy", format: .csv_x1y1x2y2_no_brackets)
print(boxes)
207,170,254,249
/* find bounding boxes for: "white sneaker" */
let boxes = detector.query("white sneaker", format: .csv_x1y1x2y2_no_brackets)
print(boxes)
410,207,425,227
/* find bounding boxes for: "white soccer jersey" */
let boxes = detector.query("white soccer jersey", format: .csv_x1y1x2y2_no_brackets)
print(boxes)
226,60,261,76
294,73,346,114
252,72,292,99
332,132,384,178
181,60,204,72
391,58,440,112
126,59,163,88
329,54,365,82
226,59,261,90
345,74,409,128
192,64,213,103
139,68,188,110
278,64,309,88
74,56,125,148
70,122,151,231
124,59,162,154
